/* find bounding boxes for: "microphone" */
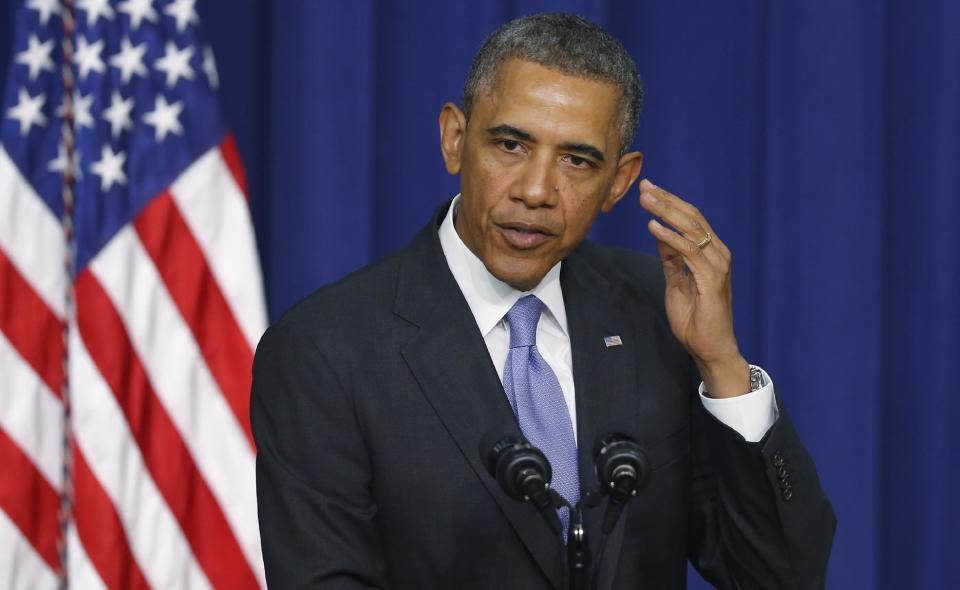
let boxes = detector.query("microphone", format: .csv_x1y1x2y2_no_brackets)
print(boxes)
593,432,649,534
480,431,564,534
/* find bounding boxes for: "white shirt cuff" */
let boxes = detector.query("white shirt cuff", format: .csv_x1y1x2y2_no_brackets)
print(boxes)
698,367,779,443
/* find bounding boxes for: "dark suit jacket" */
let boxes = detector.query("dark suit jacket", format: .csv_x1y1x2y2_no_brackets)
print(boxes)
251,201,836,589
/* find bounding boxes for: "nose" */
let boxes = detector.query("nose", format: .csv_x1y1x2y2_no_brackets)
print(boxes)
511,153,558,208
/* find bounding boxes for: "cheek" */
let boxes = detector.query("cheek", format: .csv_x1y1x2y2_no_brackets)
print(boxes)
470,160,513,206
560,193,604,240
478,152,513,186
568,190,596,215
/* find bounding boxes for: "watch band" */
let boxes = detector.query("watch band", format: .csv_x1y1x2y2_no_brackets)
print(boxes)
749,365,766,392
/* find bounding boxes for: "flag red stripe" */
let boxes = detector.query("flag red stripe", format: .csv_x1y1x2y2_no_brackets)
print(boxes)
72,445,150,590
0,247,63,397
74,270,260,589
0,427,60,571
133,192,256,448
219,134,248,197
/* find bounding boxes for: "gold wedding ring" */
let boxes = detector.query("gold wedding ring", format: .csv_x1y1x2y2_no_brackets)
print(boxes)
696,232,713,250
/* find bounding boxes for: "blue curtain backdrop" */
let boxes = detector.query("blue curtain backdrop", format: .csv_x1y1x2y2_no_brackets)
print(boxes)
2,1,957,588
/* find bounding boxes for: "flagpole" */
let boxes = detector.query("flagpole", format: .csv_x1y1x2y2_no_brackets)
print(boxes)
57,1,77,587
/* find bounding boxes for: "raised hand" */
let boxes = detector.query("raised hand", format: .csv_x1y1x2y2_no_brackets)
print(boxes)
638,179,750,398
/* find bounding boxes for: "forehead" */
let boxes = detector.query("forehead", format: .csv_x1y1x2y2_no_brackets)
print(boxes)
478,59,622,151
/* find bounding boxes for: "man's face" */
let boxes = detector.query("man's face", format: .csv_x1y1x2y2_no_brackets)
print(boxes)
440,58,643,291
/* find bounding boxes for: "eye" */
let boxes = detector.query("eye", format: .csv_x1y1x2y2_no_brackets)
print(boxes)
497,139,526,154
564,154,594,169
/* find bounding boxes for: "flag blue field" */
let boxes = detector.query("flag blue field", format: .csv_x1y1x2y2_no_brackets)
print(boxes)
0,0,267,587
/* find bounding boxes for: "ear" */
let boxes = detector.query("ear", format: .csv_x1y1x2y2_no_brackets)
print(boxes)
439,102,468,175
601,151,643,213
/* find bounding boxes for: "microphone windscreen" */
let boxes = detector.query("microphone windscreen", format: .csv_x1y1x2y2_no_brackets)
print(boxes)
478,429,525,474
592,431,637,458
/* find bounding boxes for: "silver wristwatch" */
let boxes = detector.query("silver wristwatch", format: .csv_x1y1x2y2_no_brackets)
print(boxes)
749,365,766,392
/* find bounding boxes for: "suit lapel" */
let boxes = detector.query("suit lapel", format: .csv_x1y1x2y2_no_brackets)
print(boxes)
562,246,668,589
395,206,566,589
561,247,642,500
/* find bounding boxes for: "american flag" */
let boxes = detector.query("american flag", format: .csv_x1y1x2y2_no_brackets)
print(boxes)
1,0,267,587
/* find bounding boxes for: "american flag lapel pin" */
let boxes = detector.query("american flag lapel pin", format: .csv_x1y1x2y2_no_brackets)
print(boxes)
603,335,623,348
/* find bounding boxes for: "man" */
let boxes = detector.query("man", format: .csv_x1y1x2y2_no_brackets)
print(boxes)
252,13,835,589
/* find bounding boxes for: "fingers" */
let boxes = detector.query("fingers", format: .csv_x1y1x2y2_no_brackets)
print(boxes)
639,179,731,264
655,237,687,279
647,213,725,271
640,180,713,238
648,218,712,276
641,180,732,290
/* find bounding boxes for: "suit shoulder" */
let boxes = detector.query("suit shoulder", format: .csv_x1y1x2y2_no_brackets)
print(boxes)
576,240,666,296
263,249,404,348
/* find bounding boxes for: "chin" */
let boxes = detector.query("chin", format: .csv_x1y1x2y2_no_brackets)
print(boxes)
487,259,545,292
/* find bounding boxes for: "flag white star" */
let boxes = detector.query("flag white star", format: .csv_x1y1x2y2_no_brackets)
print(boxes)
202,45,219,89
154,41,194,87
109,37,148,84
76,0,115,25
143,95,183,140
57,93,95,129
102,91,134,138
47,142,82,180
15,34,56,81
163,0,198,32
75,36,105,80
90,145,127,191
71,92,95,129
26,0,61,26
117,0,157,31
5,88,47,136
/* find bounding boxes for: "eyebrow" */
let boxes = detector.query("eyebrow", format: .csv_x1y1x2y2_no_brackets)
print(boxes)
486,124,606,164
486,124,535,143
559,141,605,164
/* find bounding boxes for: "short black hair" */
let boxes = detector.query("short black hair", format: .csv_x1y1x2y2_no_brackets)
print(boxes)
463,13,643,152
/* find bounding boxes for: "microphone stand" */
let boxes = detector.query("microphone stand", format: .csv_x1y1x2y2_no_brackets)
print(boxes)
566,503,590,590
546,490,591,590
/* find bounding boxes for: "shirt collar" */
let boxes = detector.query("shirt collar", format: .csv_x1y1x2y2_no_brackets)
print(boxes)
438,195,568,338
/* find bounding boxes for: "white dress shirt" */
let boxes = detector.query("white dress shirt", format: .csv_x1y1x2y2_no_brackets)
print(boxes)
438,195,778,443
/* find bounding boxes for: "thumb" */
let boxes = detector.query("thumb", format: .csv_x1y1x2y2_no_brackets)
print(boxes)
656,240,687,284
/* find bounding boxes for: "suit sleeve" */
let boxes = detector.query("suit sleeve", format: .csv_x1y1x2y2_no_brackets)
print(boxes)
251,321,388,589
687,365,837,589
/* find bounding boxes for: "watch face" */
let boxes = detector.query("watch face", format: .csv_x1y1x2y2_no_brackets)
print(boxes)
749,366,764,391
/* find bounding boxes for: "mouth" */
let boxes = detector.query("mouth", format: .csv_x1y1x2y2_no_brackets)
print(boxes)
496,221,556,250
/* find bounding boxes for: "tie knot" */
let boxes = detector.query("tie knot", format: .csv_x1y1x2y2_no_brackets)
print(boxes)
506,295,544,348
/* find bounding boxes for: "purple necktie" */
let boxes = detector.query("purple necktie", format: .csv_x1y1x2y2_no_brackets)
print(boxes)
503,295,580,537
